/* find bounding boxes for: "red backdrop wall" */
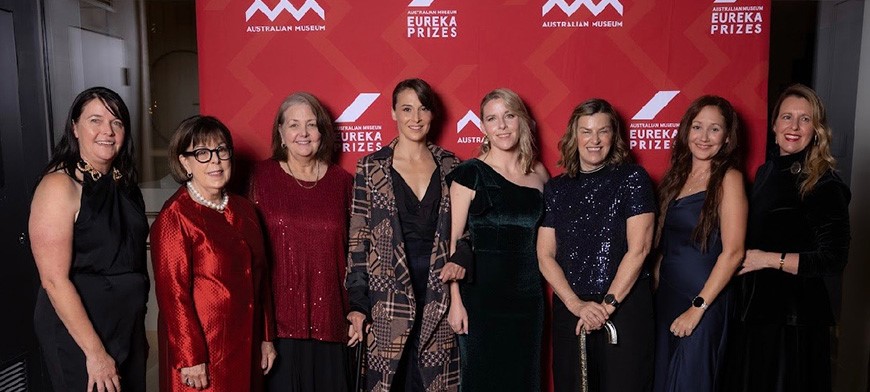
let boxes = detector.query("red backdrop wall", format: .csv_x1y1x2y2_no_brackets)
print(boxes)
197,0,770,181
196,0,770,388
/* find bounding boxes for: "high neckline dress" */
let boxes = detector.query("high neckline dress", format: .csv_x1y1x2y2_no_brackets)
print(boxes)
34,173,150,391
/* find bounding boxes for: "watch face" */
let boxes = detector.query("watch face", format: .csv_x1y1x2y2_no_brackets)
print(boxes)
604,294,616,305
692,296,706,308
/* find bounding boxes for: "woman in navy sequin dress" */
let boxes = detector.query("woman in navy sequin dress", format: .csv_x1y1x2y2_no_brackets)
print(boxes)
538,99,656,392
652,96,747,392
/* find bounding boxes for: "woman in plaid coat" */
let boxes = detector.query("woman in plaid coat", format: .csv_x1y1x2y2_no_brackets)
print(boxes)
346,79,461,392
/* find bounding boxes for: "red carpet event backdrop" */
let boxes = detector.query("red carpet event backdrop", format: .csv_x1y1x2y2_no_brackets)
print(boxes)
196,0,770,180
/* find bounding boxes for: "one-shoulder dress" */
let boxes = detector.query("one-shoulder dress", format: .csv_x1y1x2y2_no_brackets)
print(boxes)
447,159,544,391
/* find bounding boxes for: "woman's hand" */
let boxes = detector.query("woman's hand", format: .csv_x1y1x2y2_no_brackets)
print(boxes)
670,307,704,338
439,262,466,283
85,350,120,392
261,341,277,375
448,301,469,334
738,249,773,275
566,298,609,333
180,363,208,390
346,311,368,347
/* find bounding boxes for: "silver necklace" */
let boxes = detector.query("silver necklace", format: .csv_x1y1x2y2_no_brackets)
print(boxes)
285,160,320,190
186,181,228,212
579,164,605,174
684,170,710,195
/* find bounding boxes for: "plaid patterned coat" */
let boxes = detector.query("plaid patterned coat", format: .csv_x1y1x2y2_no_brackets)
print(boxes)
346,140,460,391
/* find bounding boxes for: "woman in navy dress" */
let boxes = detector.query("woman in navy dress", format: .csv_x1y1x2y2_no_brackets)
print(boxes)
653,95,747,391
538,98,656,392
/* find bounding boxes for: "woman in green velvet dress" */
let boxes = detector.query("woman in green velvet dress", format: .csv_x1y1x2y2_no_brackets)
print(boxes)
446,89,549,391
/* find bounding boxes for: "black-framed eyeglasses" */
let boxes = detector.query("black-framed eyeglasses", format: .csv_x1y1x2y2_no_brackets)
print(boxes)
182,146,233,163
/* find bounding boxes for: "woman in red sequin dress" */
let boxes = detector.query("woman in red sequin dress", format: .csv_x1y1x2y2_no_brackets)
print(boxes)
151,116,276,391
249,92,353,392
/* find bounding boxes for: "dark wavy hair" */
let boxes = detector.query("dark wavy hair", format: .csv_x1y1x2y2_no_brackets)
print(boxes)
656,95,741,252
42,87,136,185
557,98,630,177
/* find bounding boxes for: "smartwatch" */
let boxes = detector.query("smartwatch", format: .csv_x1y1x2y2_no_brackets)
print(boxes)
692,296,708,310
603,293,620,308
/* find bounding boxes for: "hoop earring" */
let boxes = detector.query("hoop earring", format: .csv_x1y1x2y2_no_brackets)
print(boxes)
187,172,193,179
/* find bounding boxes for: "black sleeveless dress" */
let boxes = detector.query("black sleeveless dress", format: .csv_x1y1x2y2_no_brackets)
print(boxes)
33,173,150,392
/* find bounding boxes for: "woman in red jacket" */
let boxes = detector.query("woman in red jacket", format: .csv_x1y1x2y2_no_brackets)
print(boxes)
151,115,276,391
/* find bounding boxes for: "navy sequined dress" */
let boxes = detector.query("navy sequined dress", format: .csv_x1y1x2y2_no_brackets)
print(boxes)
542,163,656,392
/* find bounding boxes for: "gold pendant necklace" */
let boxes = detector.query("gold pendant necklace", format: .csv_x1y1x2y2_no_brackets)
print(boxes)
77,160,121,181
285,160,320,190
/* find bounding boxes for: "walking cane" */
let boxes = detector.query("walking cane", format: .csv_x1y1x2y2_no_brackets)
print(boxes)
578,320,618,392
353,322,367,392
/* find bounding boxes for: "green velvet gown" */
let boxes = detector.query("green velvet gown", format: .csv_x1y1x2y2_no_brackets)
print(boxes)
447,159,544,391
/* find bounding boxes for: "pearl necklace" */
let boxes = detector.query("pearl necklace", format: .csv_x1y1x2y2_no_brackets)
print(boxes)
186,181,228,212
285,160,320,190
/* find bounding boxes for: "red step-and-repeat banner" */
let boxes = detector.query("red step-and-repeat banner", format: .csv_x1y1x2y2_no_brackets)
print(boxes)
196,1,770,388
196,0,770,181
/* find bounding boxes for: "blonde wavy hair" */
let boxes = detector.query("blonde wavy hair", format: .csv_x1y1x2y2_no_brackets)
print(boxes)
771,84,836,198
478,88,538,174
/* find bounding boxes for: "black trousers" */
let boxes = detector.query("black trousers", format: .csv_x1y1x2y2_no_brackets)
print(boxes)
552,278,655,392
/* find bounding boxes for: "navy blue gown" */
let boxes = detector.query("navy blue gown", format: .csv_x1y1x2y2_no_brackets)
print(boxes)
654,191,731,392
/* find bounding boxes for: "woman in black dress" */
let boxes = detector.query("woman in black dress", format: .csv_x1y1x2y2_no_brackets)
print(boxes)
30,87,148,392
727,84,851,392
538,98,656,392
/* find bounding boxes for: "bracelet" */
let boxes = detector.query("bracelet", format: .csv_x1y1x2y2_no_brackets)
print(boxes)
779,252,786,271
